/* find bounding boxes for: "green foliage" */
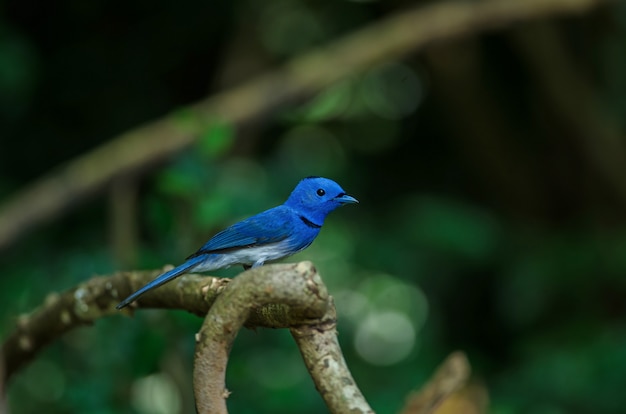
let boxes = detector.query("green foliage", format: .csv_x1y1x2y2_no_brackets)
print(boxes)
196,121,234,159
2,0,626,413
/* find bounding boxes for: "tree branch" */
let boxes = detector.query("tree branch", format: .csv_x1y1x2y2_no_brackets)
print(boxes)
1,261,480,413
0,263,328,384
290,297,374,414
399,351,471,414
1,267,212,383
0,0,610,251
192,261,374,414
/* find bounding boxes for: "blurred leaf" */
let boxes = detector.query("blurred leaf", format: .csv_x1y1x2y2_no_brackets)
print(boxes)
154,153,211,199
170,107,202,133
196,121,234,158
145,195,175,237
156,168,200,198
360,61,424,120
295,79,355,122
194,194,231,229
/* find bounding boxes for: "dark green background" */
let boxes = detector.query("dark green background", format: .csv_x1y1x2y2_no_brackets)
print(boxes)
2,0,626,413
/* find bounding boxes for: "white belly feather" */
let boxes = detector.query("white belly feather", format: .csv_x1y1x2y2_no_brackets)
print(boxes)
190,240,297,272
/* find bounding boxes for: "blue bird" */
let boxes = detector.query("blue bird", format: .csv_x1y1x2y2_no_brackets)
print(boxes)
116,176,357,309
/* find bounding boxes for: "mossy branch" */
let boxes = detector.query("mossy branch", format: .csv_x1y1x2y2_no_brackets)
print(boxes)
1,261,475,413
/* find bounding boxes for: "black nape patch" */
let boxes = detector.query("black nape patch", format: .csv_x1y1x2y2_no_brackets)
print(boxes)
304,175,321,180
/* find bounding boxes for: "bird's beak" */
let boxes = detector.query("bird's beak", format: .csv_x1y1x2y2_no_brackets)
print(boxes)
335,194,359,204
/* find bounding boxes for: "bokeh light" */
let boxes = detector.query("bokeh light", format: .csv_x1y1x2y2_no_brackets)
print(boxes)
336,273,429,366
354,311,416,366
360,61,424,120
131,373,181,414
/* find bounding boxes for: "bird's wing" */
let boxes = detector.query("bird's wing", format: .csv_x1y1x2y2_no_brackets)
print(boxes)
187,207,294,258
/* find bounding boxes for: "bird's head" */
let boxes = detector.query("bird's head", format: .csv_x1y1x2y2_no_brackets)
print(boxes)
285,176,358,223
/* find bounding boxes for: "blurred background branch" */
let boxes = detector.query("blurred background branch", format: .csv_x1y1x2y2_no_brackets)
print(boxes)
400,351,471,414
0,0,608,252
511,22,626,204
2,0,624,412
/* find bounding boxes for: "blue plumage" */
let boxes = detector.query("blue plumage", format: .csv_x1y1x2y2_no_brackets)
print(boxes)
116,177,357,309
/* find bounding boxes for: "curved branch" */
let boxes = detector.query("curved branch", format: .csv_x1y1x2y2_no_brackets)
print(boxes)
0,263,325,384
290,297,374,414
192,261,343,414
0,0,609,251
2,260,477,414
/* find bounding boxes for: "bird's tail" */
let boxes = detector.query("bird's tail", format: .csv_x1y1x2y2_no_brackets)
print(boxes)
115,255,206,309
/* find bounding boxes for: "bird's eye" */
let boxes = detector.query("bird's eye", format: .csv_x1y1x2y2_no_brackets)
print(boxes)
316,188,325,196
